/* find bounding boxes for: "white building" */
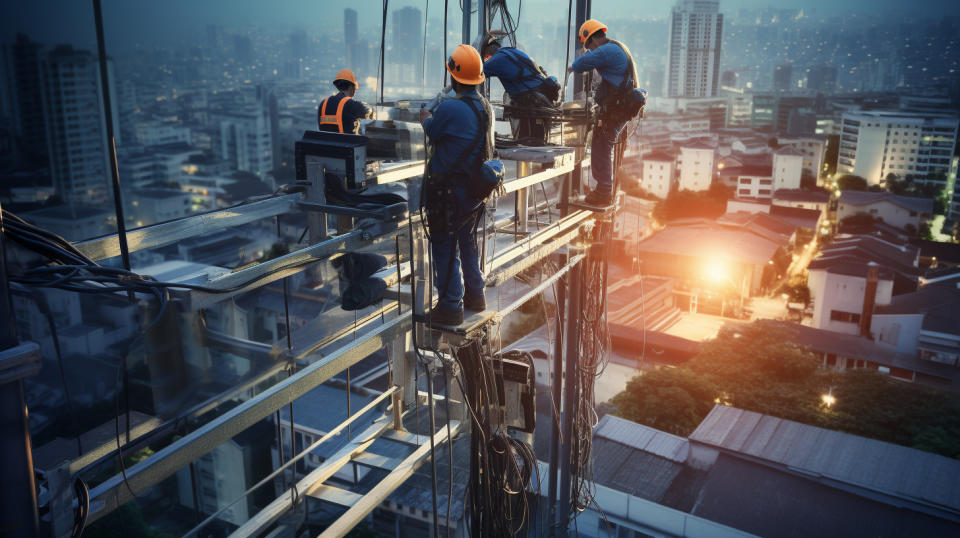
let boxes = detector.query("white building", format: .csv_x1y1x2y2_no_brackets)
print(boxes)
640,151,676,198
734,165,774,199
772,189,831,220
126,188,193,227
665,0,723,98
808,263,894,335
677,143,715,191
134,120,191,147
772,148,804,191
837,191,933,232
215,111,273,179
837,110,959,185
777,136,826,179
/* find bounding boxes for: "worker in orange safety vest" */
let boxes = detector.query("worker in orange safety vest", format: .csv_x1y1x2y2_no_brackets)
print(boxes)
317,68,373,134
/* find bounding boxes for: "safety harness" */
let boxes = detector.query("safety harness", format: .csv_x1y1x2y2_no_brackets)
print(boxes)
318,94,352,133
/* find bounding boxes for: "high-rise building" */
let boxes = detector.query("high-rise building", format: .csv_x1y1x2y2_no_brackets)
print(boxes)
233,35,253,65
344,8,358,45
392,6,423,87
213,86,276,181
837,110,960,185
665,0,724,98
3,34,47,166
806,64,837,94
773,63,792,92
41,44,118,208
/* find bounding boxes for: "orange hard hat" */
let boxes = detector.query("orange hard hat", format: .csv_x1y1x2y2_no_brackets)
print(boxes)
578,19,607,44
334,68,359,88
446,44,485,85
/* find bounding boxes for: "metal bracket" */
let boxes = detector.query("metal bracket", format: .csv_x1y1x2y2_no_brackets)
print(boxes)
0,342,41,384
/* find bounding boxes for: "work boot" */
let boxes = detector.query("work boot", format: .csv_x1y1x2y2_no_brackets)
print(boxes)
429,306,463,327
584,189,613,207
464,291,486,312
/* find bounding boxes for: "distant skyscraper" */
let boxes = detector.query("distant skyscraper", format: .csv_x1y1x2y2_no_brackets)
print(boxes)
665,0,724,98
773,63,792,92
233,35,253,65
806,64,836,93
3,34,47,165
344,8,358,45
392,7,422,86
289,31,308,62
41,45,118,208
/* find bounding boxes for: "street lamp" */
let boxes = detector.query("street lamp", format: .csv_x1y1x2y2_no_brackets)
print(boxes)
821,392,836,408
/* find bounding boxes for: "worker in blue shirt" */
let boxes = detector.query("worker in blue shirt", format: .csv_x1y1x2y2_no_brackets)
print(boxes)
318,69,373,134
480,35,559,146
419,45,493,326
568,19,639,206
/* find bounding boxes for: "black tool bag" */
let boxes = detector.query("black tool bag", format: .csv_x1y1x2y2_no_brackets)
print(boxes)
502,48,561,104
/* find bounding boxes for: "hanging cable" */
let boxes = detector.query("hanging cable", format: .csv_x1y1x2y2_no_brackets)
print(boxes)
379,0,389,107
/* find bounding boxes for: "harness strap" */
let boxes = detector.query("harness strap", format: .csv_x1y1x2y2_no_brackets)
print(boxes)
319,95,353,133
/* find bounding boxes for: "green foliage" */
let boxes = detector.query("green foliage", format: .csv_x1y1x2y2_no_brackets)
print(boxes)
839,212,876,228
784,275,811,306
885,175,949,215
611,322,960,459
837,174,868,191
653,185,729,222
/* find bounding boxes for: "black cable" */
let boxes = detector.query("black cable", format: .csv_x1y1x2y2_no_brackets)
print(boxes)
72,477,89,538
379,0,389,107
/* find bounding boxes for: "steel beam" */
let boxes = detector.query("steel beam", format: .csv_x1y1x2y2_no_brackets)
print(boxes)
86,313,412,524
320,421,461,537
75,194,301,262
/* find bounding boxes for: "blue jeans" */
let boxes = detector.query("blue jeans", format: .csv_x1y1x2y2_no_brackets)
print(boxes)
591,114,630,193
432,209,484,312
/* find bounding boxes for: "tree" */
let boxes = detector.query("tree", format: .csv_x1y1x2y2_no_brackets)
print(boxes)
610,322,960,459
652,188,728,223
612,369,718,435
836,174,868,191
785,274,811,306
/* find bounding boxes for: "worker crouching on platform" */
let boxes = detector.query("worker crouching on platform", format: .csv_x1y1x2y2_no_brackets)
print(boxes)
480,34,561,146
419,45,497,326
568,19,643,206
317,68,373,134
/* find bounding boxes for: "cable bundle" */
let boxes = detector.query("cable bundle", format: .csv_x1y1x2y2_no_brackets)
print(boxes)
569,226,613,521
454,339,539,537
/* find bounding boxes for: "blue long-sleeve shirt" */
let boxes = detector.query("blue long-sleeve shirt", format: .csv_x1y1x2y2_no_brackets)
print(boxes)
483,47,543,96
423,89,490,177
571,42,631,99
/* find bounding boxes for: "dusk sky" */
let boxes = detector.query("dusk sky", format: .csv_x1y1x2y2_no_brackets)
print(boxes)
4,0,960,51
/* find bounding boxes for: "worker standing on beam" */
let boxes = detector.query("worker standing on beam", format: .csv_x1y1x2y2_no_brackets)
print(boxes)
479,33,560,146
419,45,494,326
318,68,373,134
568,20,641,206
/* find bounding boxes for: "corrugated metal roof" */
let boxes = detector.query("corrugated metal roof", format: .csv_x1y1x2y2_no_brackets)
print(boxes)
690,405,960,513
595,414,689,463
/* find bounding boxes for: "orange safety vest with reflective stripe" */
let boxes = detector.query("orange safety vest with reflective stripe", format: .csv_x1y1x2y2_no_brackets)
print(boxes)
318,95,352,133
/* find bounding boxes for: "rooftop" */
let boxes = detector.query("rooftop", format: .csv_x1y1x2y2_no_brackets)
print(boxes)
773,188,831,204
839,191,934,214
690,405,960,514
637,221,786,266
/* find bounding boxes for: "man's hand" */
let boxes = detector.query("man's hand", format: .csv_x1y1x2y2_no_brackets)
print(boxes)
419,108,432,123
566,66,574,73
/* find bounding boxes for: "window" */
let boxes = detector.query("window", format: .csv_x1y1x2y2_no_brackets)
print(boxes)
830,310,861,323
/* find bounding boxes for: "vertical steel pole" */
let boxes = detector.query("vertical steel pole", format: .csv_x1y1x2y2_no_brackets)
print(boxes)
92,0,132,270
461,0,472,45
546,263,567,534
0,205,40,538
555,257,582,536
573,0,590,98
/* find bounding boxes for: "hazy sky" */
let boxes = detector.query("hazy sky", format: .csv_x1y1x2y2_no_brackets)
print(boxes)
4,0,960,50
